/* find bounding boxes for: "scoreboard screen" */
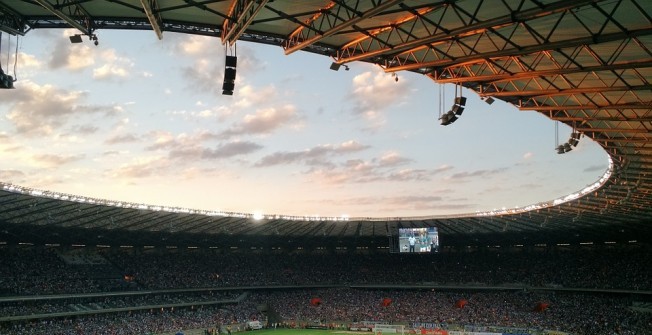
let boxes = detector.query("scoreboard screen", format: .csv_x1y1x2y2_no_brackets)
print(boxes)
398,227,439,253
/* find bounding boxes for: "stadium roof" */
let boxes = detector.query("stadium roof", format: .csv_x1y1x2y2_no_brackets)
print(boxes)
0,0,650,248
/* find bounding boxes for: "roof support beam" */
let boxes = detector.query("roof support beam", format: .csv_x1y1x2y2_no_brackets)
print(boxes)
547,116,652,122
576,127,650,133
0,3,28,35
521,104,652,111
482,84,652,98
334,0,600,65
140,0,163,40
284,0,403,55
32,0,93,35
386,28,652,73
435,59,652,84
221,0,269,45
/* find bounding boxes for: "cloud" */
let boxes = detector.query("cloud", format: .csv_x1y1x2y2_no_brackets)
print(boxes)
107,156,170,179
377,151,413,167
232,85,279,109
449,167,509,180
168,140,263,160
18,52,42,70
71,125,100,135
347,70,409,120
48,31,95,71
523,152,534,159
386,169,432,181
144,131,219,152
219,104,300,139
0,169,26,181
305,158,435,185
32,153,85,167
92,49,135,81
255,140,370,167
105,133,141,145
3,81,114,136
318,193,474,214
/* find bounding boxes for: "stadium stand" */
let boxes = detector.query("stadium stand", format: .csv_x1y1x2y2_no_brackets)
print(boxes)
0,245,651,334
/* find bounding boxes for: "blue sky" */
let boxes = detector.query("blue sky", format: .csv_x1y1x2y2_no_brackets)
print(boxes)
0,29,609,218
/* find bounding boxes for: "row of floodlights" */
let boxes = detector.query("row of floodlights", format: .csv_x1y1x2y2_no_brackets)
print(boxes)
556,131,582,154
440,97,466,126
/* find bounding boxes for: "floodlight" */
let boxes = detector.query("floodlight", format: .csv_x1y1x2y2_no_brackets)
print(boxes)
69,34,83,43
330,62,341,71
482,96,495,105
454,97,467,106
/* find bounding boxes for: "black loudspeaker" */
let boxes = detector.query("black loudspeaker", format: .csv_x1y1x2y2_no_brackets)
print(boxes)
224,68,236,81
225,56,237,68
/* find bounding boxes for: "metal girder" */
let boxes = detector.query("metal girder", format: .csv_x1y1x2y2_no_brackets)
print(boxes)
140,0,163,40
33,0,94,35
521,104,652,111
385,28,652,73
0,3,28,35
435,59,652,84
221,0,269,45
575,127,650,133
283,0,403,55
546,116,652,122
481,84,652,98
333,0,602,65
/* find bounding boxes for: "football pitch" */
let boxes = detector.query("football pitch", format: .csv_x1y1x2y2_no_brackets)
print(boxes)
161,328,371,335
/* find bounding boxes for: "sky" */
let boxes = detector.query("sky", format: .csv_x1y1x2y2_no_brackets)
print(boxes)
0,29,610,218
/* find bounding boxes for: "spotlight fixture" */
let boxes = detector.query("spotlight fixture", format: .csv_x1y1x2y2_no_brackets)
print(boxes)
222,54,237,95
69,34,83,43
330,62,341,71
481,96,495,105
92,34,98,46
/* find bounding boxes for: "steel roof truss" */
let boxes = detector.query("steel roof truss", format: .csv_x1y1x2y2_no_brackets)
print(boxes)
222,0,269,45
33,0,94,35
140,0,163,40
283,0,403,55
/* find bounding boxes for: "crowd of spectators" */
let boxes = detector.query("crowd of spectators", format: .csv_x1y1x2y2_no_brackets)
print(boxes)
253,288,652,334
0,288,650,335
1,246,649,295
0,291,241,317
1,306,250,335
0,245,650,334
